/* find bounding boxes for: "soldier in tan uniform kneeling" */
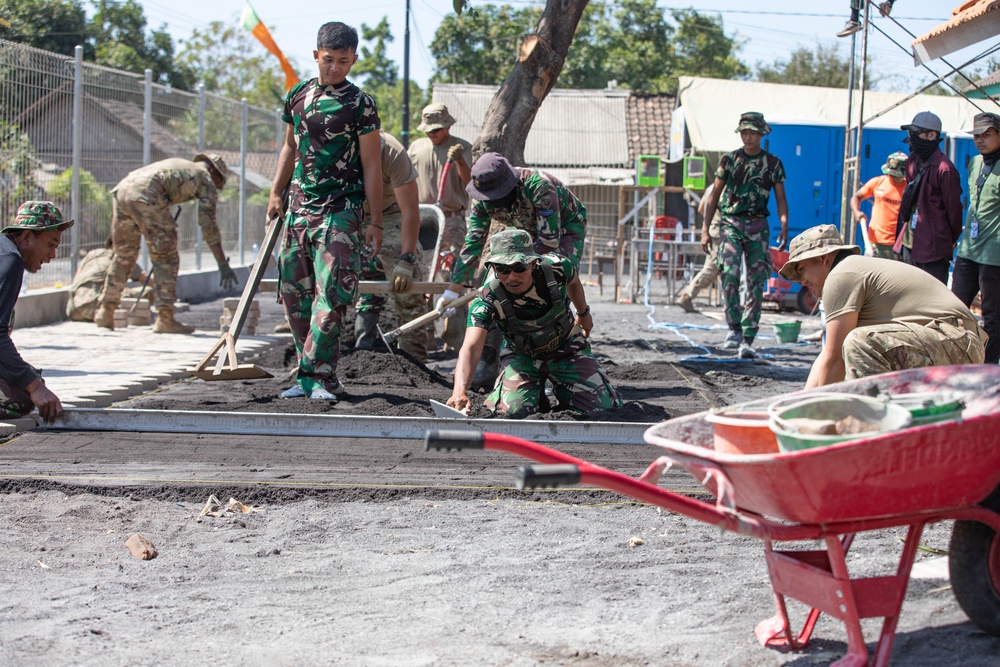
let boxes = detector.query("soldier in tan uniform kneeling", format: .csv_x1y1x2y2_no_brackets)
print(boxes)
779,224,986,388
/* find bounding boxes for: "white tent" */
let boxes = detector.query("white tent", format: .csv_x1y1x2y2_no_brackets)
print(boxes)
675,76,984,154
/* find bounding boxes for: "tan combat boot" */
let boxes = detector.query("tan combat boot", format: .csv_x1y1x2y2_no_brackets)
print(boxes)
93,304,117,330
153,306,195,334
676,293,696,313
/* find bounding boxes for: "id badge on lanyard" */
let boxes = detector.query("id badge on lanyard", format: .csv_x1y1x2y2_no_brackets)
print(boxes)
911,207,918,230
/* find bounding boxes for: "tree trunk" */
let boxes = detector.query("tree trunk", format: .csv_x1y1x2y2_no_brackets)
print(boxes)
472,0,588,165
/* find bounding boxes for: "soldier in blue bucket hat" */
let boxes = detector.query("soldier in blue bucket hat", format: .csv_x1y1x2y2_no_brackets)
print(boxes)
0,201,74,422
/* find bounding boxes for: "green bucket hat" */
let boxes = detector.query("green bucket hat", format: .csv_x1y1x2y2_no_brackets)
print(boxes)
881,151,907,178
489,229,542,266
2,201,74,234
735,111,771,135
778,224,860,281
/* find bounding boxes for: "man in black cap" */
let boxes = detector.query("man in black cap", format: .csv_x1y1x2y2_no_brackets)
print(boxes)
952,112,1000,364
436,151,587,390
897,111,963,284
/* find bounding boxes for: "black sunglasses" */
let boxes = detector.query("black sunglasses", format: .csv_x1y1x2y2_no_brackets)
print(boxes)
491,262,530,275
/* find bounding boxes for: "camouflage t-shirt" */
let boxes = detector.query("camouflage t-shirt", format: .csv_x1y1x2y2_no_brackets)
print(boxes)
453,170,586,285
468,253,575,330
282,78,380,215
715,149,785,219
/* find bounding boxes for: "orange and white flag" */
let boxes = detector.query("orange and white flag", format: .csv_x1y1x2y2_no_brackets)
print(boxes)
240,3,299,91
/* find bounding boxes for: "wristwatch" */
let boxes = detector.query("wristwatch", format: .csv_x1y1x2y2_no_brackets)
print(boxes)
400,252,416,263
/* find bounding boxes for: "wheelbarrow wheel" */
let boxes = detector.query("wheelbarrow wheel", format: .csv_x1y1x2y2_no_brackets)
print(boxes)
796,287,818,315
949,485,1000,637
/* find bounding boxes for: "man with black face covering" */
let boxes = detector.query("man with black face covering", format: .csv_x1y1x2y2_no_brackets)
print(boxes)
897,111,963,284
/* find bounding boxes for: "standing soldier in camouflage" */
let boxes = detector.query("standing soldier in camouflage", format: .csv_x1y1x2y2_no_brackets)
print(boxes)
93,153,237,333
446,230,619,418
779,225,985,387
407,103,472,353
1,202,72,423
702,112,789,359
677,181,721,312
267,21,382,402
67,237,152,322
354,131,428,361
437,152,588,389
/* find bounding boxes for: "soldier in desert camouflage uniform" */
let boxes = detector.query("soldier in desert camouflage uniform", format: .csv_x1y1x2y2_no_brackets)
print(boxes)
702,112,789,360
67,237,152,322
354,131,428,360
1,202,73,422
94,153,238,334
437,152,588,390
779,225,985,387
267,21,383,402
446,230,619,418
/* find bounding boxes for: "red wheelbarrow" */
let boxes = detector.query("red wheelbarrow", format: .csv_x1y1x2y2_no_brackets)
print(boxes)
425,364,1000,667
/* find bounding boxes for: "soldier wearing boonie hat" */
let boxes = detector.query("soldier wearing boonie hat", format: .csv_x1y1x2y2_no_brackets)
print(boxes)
702,110,789,361
779,224,985,388
437,152,589,392
94,154,238,334
445,229,619,419
849,151,907,259
1,201,72,423
951,111,1000,364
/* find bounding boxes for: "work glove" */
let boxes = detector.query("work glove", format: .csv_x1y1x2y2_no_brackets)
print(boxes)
447,144,464,162
219,259,239,290
435,289,460,319
391,258,414,293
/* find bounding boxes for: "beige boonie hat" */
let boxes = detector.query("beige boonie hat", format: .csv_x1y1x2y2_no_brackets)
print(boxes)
779,224,860,281
194,152,228,187
417,103,456,133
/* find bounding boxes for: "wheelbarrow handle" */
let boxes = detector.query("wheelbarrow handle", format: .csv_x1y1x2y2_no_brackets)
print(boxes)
517,464,581,490
425,430,485,451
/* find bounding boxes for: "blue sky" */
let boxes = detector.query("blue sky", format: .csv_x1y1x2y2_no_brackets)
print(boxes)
132,0,990,94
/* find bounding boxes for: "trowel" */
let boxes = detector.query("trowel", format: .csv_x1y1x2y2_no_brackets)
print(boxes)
430,399,468,419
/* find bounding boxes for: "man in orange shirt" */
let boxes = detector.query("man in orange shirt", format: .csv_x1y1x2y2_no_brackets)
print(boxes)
849,151,907,259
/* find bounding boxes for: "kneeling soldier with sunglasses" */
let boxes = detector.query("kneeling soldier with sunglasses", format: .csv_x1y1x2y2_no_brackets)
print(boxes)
446,229,621,418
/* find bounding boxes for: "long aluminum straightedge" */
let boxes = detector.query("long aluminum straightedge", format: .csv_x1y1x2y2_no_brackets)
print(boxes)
50,408,651,446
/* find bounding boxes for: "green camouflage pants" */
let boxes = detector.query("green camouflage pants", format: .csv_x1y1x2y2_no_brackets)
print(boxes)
717,217,771,342
680,240,719,299
0,377,32,419
100,190,179,309
485,336,622,418
356,211,429,359
843,320,986,379
279,207,363,394
870,243,897,260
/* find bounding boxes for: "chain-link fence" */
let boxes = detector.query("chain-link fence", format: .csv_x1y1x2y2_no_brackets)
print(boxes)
0,39,279,290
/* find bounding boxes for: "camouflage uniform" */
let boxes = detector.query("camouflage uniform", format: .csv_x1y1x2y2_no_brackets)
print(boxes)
843,319,985,379
279,77,380,395
66,248,149,322
715,148,786,342
680,212,721,300
99,158,223,310
468,253,620,418
1,201,73,418
453,170,588,352
407,133,472,255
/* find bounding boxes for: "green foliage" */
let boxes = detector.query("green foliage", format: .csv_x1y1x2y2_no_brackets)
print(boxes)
175,20,291,110
46,167,113,238
355,18,397,89
89,0,195,88
0,0,89,57
756,43,876,90
430,2,745,93
0,122,41,218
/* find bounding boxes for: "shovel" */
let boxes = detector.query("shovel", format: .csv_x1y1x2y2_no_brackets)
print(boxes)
378,290,478,348
189,215,282,381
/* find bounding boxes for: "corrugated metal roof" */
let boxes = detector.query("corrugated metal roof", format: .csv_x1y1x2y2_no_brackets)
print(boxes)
961,67,1000,93
432,83,631,168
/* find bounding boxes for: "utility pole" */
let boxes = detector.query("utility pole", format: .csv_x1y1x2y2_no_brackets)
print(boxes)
402,0,411,149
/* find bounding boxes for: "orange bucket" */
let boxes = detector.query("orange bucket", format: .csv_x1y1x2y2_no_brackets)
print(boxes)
705,409,779,455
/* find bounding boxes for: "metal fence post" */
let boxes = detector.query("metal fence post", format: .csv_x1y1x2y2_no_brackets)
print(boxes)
196,83,205,270
70,45,83,275
275,106,282,159
141,69,152,269
239,98,247,265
